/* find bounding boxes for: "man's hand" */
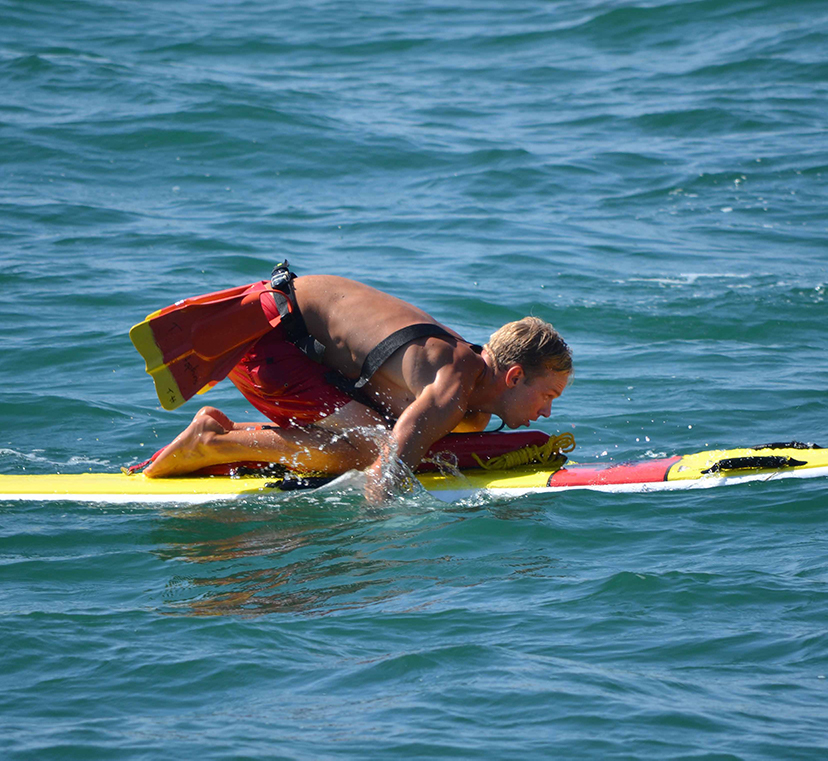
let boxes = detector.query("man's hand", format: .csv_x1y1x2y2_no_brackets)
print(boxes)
364,461,396,505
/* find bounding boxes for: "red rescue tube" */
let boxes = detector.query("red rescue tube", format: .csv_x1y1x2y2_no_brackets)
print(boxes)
418,430,551,472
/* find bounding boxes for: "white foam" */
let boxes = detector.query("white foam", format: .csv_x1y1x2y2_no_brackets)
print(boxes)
0,449,110,469
0,448,51,464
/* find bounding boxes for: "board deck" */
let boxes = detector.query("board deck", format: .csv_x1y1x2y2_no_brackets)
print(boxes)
1,444,826,504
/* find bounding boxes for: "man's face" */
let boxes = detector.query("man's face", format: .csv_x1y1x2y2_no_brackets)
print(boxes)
499,367,570,429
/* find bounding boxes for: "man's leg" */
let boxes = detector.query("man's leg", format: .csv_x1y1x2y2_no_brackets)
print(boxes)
144,403,387,478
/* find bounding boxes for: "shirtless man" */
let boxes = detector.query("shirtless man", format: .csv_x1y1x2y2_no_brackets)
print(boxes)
143,273,572,497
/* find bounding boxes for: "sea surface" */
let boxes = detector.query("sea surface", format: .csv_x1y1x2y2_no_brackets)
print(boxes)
2,0,827,758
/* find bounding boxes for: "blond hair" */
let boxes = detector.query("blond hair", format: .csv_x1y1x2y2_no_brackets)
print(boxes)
485,317,572,377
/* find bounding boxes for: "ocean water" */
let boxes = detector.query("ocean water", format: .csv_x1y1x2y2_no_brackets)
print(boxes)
1,0,827,757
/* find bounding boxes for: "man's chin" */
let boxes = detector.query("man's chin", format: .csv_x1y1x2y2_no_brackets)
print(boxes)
505,420,529,430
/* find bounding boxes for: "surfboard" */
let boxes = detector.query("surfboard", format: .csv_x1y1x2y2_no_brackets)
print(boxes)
1,442,825,504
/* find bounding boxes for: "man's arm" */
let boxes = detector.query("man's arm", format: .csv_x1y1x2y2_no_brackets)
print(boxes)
365,360,478,501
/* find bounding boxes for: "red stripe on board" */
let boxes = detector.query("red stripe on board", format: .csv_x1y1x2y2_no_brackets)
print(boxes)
547,456,682,487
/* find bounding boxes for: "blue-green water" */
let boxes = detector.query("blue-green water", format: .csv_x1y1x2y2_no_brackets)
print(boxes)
2,0,827,758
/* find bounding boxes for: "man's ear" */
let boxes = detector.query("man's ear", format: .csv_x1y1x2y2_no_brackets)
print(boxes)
504,365,524,388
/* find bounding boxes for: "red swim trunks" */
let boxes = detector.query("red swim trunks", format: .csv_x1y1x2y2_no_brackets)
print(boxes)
227,323,354,428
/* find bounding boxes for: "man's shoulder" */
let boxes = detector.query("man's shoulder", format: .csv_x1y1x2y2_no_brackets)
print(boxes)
415,335,487,386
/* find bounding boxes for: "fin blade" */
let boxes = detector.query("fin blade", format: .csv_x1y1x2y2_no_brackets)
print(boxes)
129,281,279,409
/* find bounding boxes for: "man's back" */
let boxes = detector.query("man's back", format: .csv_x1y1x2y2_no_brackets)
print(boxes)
294,275,460,378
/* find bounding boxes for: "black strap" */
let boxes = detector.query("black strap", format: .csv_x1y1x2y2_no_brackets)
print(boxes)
753,441,821,450
268,276,327,363
354,324,460,389
269,290,292,321
702,455,807,474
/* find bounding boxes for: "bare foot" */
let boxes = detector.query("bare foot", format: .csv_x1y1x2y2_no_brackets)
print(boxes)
144,407,234,478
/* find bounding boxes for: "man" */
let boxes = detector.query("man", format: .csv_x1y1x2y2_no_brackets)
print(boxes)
141,270,572,497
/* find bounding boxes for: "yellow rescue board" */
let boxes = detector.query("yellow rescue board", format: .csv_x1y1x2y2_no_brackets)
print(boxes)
1,444,826,503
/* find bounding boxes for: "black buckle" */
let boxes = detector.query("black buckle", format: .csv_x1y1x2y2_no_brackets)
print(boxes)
270,260,294,293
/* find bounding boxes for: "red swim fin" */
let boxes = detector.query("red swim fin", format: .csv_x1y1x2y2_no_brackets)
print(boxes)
130,281,279,410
